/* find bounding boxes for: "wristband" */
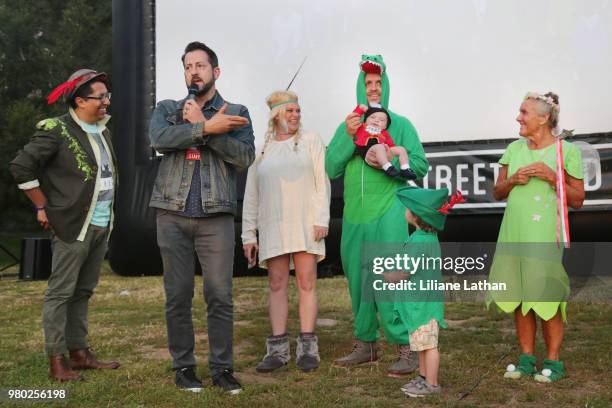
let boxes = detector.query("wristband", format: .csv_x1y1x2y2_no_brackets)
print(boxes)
35,207,45,212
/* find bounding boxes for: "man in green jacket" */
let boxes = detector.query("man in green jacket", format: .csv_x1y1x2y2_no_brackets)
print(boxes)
326,55,429,377
10,69,120,381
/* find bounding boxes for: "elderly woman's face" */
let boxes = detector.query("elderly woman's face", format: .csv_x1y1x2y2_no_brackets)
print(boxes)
516,99,548,137
278,103,301,134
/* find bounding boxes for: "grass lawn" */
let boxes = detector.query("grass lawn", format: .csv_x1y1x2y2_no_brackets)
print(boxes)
0,262,610,407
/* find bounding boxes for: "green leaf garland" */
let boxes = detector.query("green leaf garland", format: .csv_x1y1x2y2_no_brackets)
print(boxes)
36,118,95,182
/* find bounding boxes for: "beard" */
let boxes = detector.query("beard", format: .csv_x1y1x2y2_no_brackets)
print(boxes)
194,77,215,97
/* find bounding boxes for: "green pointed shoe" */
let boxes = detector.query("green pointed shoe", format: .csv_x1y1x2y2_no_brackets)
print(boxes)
534,359,566,382
504,353,537,379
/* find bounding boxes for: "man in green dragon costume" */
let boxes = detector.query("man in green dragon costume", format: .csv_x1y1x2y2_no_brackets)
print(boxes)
326,55,429,377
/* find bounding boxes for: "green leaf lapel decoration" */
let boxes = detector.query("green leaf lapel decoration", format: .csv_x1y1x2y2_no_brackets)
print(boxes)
37,118,95,182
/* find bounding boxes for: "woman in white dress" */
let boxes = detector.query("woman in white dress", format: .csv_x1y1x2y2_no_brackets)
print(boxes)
242,90,330,373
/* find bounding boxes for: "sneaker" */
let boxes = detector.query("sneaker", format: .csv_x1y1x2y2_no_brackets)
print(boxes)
333,340,377,367
175,367,203,393
402,379,441,398
296,334,320,372
534,359,566,383
401,375,426,392
212,369,242,395
387,345,418,377
504,353,537,379
256,334,290,373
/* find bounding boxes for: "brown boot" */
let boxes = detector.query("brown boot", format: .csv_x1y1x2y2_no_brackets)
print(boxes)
49,355,83,381
69,348,120,370
387,345,418,378
332,340,378,367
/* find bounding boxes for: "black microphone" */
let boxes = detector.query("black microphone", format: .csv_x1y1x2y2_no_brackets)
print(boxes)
187,84,199,100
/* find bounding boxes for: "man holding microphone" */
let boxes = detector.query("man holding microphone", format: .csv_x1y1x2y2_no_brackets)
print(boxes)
149,41,255,394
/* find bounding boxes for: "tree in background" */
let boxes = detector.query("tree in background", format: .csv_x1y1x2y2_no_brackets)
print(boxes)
0,0,111,233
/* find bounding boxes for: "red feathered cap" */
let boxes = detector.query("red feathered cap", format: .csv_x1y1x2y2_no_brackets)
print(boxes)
47,69,108,105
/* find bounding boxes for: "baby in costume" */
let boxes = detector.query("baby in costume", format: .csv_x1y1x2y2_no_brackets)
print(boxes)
352,104,416,179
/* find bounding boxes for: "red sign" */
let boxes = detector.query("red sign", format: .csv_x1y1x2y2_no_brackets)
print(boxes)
185,148,200,161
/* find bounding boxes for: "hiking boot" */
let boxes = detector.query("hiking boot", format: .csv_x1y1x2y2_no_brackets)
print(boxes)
296,333,320,372
333,340,377,367
387,345,418,377
534,359,566,383
175,367,203,392
402,379,441,398
212,369,242,395
504,353,536,379
256,333,290,373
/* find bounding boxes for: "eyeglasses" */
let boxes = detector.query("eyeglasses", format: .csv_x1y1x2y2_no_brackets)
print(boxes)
83,92,111,102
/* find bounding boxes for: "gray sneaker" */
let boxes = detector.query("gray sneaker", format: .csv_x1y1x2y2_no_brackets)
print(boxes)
296,334,320,372
256,334,290,373
387,345,418,377
401,375,426,392
333,340,377,367
402,379,441,398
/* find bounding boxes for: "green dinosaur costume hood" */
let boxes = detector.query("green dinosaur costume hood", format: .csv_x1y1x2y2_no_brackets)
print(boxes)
356,54,390,108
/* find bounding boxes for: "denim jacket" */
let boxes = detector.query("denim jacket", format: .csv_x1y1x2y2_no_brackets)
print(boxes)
148,91,255,215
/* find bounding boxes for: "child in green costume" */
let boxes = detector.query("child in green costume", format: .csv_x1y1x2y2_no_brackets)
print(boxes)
395,186,461,397
326,54,429,377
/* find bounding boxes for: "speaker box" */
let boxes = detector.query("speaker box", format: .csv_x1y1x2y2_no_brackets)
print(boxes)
19,237,52,281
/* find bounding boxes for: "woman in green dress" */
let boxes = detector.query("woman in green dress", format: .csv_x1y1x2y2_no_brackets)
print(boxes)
488,92,584,382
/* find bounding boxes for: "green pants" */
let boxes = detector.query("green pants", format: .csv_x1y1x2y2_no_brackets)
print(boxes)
341,199,410,345
43,224,108,356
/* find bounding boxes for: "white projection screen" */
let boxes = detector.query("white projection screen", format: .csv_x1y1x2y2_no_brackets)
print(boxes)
155,0,612,145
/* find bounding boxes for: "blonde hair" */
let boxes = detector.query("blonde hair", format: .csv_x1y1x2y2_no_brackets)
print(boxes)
256,90,302,163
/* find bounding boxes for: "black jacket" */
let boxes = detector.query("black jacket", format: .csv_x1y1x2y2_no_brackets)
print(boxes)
9,112,117,242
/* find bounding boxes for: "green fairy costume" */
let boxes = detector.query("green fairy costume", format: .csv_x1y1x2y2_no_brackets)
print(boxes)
487,138,583,321
325,55,429,344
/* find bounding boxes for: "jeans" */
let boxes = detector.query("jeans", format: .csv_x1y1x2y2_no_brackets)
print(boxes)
156,210,235,375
